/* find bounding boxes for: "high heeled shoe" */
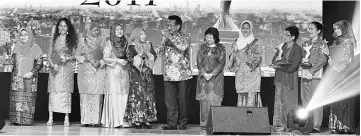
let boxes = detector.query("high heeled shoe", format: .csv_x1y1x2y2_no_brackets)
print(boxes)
64,117,70,127
47,118,53,126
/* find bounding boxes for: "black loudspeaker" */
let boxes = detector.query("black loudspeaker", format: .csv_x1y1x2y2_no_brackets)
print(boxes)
0,111,4,131
356,124,359,135
206,106,271,135
287,108,313,134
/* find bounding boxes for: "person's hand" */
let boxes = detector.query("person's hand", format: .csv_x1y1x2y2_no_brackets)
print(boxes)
328,57,332,65
203,73,213,80
91,61,101,69
52,63,59,71
270,64,279,69
76,56,85,63
302,58,309,63
118,59,127,66
23,72,33,79
133,56,141,67
60,56,67,63
321,44,330,56
161,29,172,39
99,60,106,69
304,71,313,80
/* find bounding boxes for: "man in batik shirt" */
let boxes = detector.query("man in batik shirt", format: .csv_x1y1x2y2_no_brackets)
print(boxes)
161,15,192,130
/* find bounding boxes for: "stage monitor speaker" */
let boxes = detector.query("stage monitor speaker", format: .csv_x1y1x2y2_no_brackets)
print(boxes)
287,108,313,134
0,111,4,131
206,106,271,135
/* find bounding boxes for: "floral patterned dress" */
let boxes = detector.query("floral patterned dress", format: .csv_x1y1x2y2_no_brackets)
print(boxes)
9,44,43,125
196,43,226,127
229,38,262,107
123,41,157,124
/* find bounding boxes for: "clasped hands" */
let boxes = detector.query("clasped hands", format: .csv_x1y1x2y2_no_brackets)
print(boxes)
203,73,213,81
103,58,127,66
23,72,33,79
303,70,313,80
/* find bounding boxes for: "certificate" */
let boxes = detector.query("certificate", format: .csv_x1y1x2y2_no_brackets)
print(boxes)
18,57,34,76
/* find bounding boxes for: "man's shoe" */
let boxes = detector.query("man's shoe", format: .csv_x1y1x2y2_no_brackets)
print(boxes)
161,125,177,130
311,129,320,133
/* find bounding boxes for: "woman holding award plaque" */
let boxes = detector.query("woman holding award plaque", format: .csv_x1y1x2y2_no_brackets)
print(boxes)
47,18,78,127
101,23,130,128
9,28,43,126
123,28,157,129
75,23,106,127
271,26,302,132
300,21,328,132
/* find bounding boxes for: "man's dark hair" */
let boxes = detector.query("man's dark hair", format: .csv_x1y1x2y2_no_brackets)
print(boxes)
285,26,299,42
168,15,182,31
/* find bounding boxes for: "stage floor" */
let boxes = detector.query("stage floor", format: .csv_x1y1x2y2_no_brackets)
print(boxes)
0,121,349,135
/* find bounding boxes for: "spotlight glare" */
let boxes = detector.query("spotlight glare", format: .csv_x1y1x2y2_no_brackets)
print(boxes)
296,108,308,119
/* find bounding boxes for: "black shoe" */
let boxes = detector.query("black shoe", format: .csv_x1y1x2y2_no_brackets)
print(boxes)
161,125,177,130
81,124,89,127
134,124,142,129
179,125,187,130
311,129,320,133
10,123,21,126
143,123,153,129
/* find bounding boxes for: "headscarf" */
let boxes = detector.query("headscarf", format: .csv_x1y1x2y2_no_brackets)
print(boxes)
129,28,155,69
110,23,127,48
333,20,356,45
13,28,43,59
109,23,127,58
85,23,101,51
129,28,149,53
236,20,255,50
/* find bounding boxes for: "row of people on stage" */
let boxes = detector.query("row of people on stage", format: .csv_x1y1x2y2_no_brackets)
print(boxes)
5,15,357,133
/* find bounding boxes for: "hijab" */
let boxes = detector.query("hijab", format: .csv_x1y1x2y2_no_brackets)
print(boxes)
13,28,43,59
110,23,127,48
85,23,101,51
236,20,255,50
333,20,357,51
129,28,150,53
109,23,127,58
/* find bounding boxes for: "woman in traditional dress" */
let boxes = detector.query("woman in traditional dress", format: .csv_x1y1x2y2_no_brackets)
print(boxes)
9,28,43,126
328,20,357,134
76,23,106,127
123,28,157,129
196,27,226,129
228,20,262,107
47,18,78,127
101,23,130,128
272,26,302,131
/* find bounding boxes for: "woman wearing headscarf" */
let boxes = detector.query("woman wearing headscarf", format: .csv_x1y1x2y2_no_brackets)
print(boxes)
228,20,263,107
328,20,357,134
9,28,43,126
76,23,106,127
47,18,78,127
101,23,130,128
196,27,226,129
123,28,157,129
